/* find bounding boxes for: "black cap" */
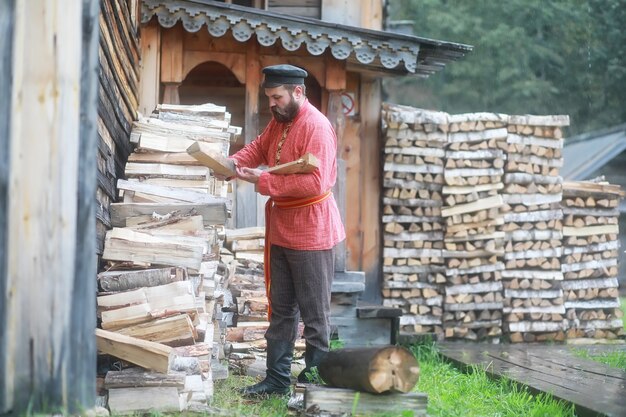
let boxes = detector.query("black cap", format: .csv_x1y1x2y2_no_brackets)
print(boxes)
261,64,308,88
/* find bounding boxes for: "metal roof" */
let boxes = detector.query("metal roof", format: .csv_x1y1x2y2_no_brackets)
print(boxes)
141,0,472,76
562,123,626,180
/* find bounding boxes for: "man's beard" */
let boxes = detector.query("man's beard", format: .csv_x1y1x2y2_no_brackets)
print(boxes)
271,96,300,123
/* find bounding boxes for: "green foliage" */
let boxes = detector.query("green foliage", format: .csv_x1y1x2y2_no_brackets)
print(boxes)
330,337,345,350
386,0,626,135
302,366,324,384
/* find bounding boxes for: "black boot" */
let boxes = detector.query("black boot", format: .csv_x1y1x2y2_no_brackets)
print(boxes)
240,339,294,397
297,343,328,383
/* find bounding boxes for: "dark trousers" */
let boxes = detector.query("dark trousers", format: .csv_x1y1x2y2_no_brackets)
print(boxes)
264,244,335,350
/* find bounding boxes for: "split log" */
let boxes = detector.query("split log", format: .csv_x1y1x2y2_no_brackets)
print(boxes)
110,202,228,227
115,314,197,347
267,153,319,174
97,267,180,292
107,387,184,415
95,329,173,373
318,346,419,394
186,140,236,177
104,367,186,389
117,179,219,204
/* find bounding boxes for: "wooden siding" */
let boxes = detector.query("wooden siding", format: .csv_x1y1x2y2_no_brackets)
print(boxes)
0,1,15,411
97,0,140,254
1,1,99,413
268,0,321,19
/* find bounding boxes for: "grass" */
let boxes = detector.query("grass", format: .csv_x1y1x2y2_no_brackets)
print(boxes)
211,375,289,417
408,343,576,417
570,296,626,371
212,342,577,417
572,348,626,371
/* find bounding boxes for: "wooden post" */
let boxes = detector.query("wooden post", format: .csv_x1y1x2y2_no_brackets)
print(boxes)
139,22,161,115
237,41,262,227
359,76,382,302
325,56,347,271
1,0,98,413
0,1,16,412
160,24,183,105
67,0,100,411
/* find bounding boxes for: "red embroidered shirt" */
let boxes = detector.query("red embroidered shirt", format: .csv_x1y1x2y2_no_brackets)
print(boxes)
232,99,346,250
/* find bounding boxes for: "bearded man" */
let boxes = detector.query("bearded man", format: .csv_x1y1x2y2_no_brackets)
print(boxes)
225,64,345,396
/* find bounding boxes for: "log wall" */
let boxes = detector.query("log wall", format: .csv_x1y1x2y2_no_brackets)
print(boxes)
97,0,141,255
382,104,624,343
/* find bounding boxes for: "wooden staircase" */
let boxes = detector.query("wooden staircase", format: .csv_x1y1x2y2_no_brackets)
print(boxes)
331,271,402,347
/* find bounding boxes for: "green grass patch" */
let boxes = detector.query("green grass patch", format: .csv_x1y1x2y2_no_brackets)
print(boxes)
621,297,626,330
573,348,626,372
409,343,576,417
212,375,289,417
213,342,577,417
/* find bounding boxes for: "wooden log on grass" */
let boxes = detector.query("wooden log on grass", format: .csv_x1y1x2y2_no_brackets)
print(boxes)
318,346,419,394
304,386,427,416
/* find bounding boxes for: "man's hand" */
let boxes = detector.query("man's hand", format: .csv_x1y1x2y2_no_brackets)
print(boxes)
237,166,263,184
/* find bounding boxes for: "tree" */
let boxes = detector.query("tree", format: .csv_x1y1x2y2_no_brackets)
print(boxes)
385,0,626,135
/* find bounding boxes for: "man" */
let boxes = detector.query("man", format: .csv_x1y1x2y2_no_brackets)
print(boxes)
226,64,345,396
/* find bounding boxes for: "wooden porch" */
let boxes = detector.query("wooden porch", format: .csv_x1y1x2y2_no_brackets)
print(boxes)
438,342,626,417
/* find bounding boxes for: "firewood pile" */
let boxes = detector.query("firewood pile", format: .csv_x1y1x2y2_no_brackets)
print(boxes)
221,227,306,375
442,113,508,341
561,180,625,340
382,103,623,343
501,115,569,343
380,104,446,339
96,103,238,414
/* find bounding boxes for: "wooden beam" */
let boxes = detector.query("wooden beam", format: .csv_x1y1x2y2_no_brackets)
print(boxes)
238,40,262,227
69,0,100,411
139,22,161,115
0,0,14,413
325,55,346,91
305,386,427,416
359,76,382,300
160,24,183,83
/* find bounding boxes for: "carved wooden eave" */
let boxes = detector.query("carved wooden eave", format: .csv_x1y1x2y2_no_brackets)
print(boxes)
141,0,472,77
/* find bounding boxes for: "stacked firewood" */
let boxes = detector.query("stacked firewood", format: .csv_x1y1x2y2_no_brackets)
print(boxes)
561,180,625,341
501,115,570,342
380,104,446,339
441,113,508,341
96,103,239,413
222,231,307,376
223,254,270,376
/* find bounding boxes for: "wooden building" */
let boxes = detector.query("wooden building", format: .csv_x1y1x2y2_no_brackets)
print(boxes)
0,1,469,413
0,1,101,414
138,0,471,299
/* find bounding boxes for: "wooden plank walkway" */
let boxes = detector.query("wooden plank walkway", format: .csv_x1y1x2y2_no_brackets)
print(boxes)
438,342,626,417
